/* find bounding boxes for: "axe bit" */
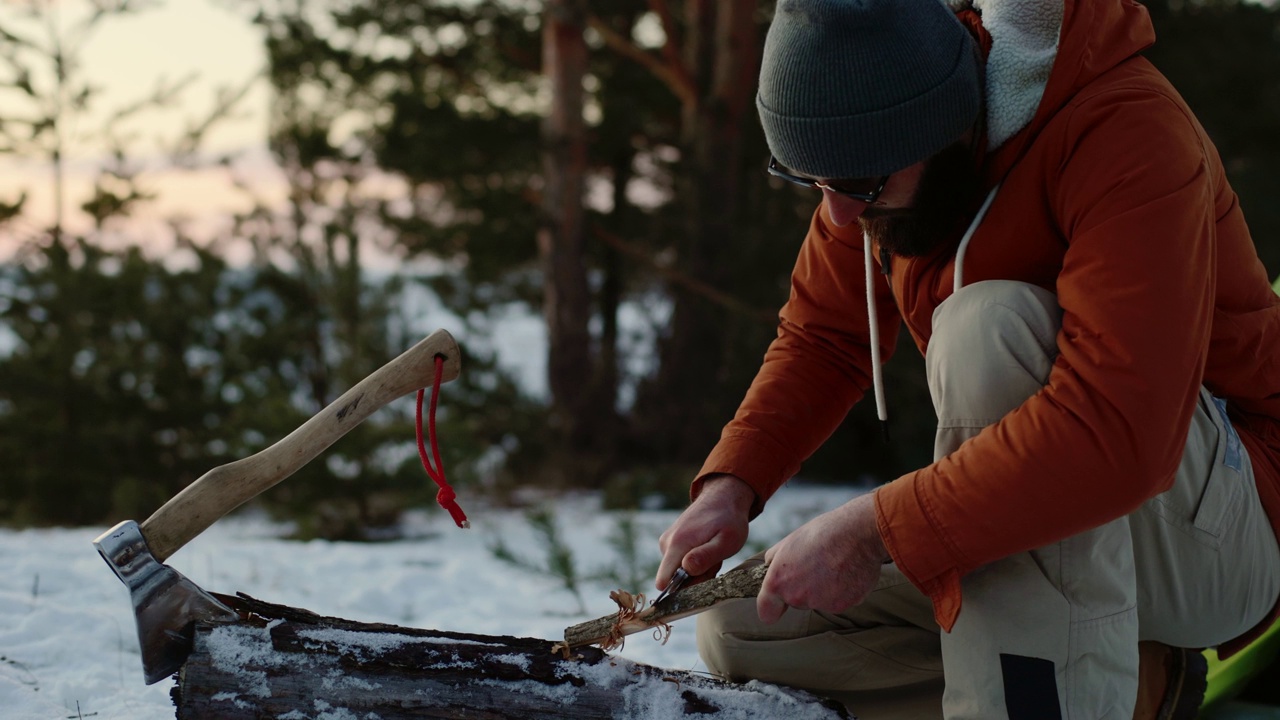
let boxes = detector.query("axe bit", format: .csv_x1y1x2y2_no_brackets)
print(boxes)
94,521,238,684
93,329,462,684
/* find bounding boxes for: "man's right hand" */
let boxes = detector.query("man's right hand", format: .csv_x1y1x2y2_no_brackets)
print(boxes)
655,474,755,592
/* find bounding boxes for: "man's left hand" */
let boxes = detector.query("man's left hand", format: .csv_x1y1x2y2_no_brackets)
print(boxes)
758,491,891,624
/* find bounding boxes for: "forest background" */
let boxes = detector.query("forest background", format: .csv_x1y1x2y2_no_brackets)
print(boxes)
1,0,1278,540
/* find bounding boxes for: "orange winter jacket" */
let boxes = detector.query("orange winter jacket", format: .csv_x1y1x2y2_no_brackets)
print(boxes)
696,0,1280,652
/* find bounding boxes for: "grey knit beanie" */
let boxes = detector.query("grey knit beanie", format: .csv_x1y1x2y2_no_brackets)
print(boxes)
757,0,982,179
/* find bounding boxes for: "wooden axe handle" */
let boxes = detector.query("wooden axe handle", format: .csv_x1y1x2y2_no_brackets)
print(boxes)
140,329,462,562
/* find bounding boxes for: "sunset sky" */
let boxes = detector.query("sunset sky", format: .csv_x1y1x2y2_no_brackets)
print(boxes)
0,0,279,258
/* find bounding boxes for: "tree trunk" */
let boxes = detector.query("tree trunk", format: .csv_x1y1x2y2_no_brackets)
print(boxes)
173,593,853,720
539,0,595,477
636,0,762,461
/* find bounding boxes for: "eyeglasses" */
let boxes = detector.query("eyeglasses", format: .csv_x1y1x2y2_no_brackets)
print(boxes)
767,156,890,204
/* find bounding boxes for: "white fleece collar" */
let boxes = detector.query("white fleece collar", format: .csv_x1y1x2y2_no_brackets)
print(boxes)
944,0,1065,149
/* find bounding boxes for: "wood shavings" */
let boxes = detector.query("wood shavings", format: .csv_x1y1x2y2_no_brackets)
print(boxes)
585,589,672,653
597,590,644,652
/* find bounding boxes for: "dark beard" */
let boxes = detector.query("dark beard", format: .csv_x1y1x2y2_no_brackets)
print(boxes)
858,142,981,258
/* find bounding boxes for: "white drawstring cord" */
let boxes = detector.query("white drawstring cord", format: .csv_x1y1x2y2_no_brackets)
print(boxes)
862,182,1002,442
954,184,1002,293
864,231,889,437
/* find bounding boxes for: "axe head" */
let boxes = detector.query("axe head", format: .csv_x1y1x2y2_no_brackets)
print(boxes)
93,521,239,684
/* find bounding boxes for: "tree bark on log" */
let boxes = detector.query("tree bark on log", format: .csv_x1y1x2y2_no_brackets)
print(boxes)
173,592,852,720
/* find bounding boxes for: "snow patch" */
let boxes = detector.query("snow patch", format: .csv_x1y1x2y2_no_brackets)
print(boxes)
475,677,578,702
313,698,361,720
487,653,532,671
320,669,382,692
296,627,413,656
210,691,252,709
206,624,291,697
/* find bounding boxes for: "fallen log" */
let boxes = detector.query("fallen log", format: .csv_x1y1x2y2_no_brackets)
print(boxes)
173,591,852,720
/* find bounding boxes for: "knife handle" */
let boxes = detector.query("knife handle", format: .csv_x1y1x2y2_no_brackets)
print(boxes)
140,329,461,562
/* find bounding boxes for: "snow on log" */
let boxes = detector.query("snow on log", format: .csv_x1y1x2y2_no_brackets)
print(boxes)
173,592,852,720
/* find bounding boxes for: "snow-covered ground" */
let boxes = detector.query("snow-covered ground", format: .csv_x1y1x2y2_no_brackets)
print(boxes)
3,481,1278,720
0,483,861,720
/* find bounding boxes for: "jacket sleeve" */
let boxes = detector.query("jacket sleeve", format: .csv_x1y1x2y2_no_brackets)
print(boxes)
695,203,902,515
876,88,1217,631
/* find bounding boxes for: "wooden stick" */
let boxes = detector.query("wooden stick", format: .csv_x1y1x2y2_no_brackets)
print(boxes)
563,563,767,649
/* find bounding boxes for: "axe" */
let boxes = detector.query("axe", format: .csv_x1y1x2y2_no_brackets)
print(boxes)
92,329,461,684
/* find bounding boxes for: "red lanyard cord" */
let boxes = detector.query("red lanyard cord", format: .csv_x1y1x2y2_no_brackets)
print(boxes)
416,354,469,529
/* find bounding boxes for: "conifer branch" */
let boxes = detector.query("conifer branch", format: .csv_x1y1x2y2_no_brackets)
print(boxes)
583,14,697,108
591,223,776,325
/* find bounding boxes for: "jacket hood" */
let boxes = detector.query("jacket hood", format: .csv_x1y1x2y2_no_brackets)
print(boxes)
946,0,1156,171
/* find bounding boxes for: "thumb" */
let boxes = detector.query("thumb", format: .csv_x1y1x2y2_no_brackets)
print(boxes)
682,530,742,577
757,586,787,625
763,542,780,566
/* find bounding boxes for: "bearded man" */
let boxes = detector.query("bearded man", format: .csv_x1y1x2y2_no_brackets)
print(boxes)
654,1,1280,718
